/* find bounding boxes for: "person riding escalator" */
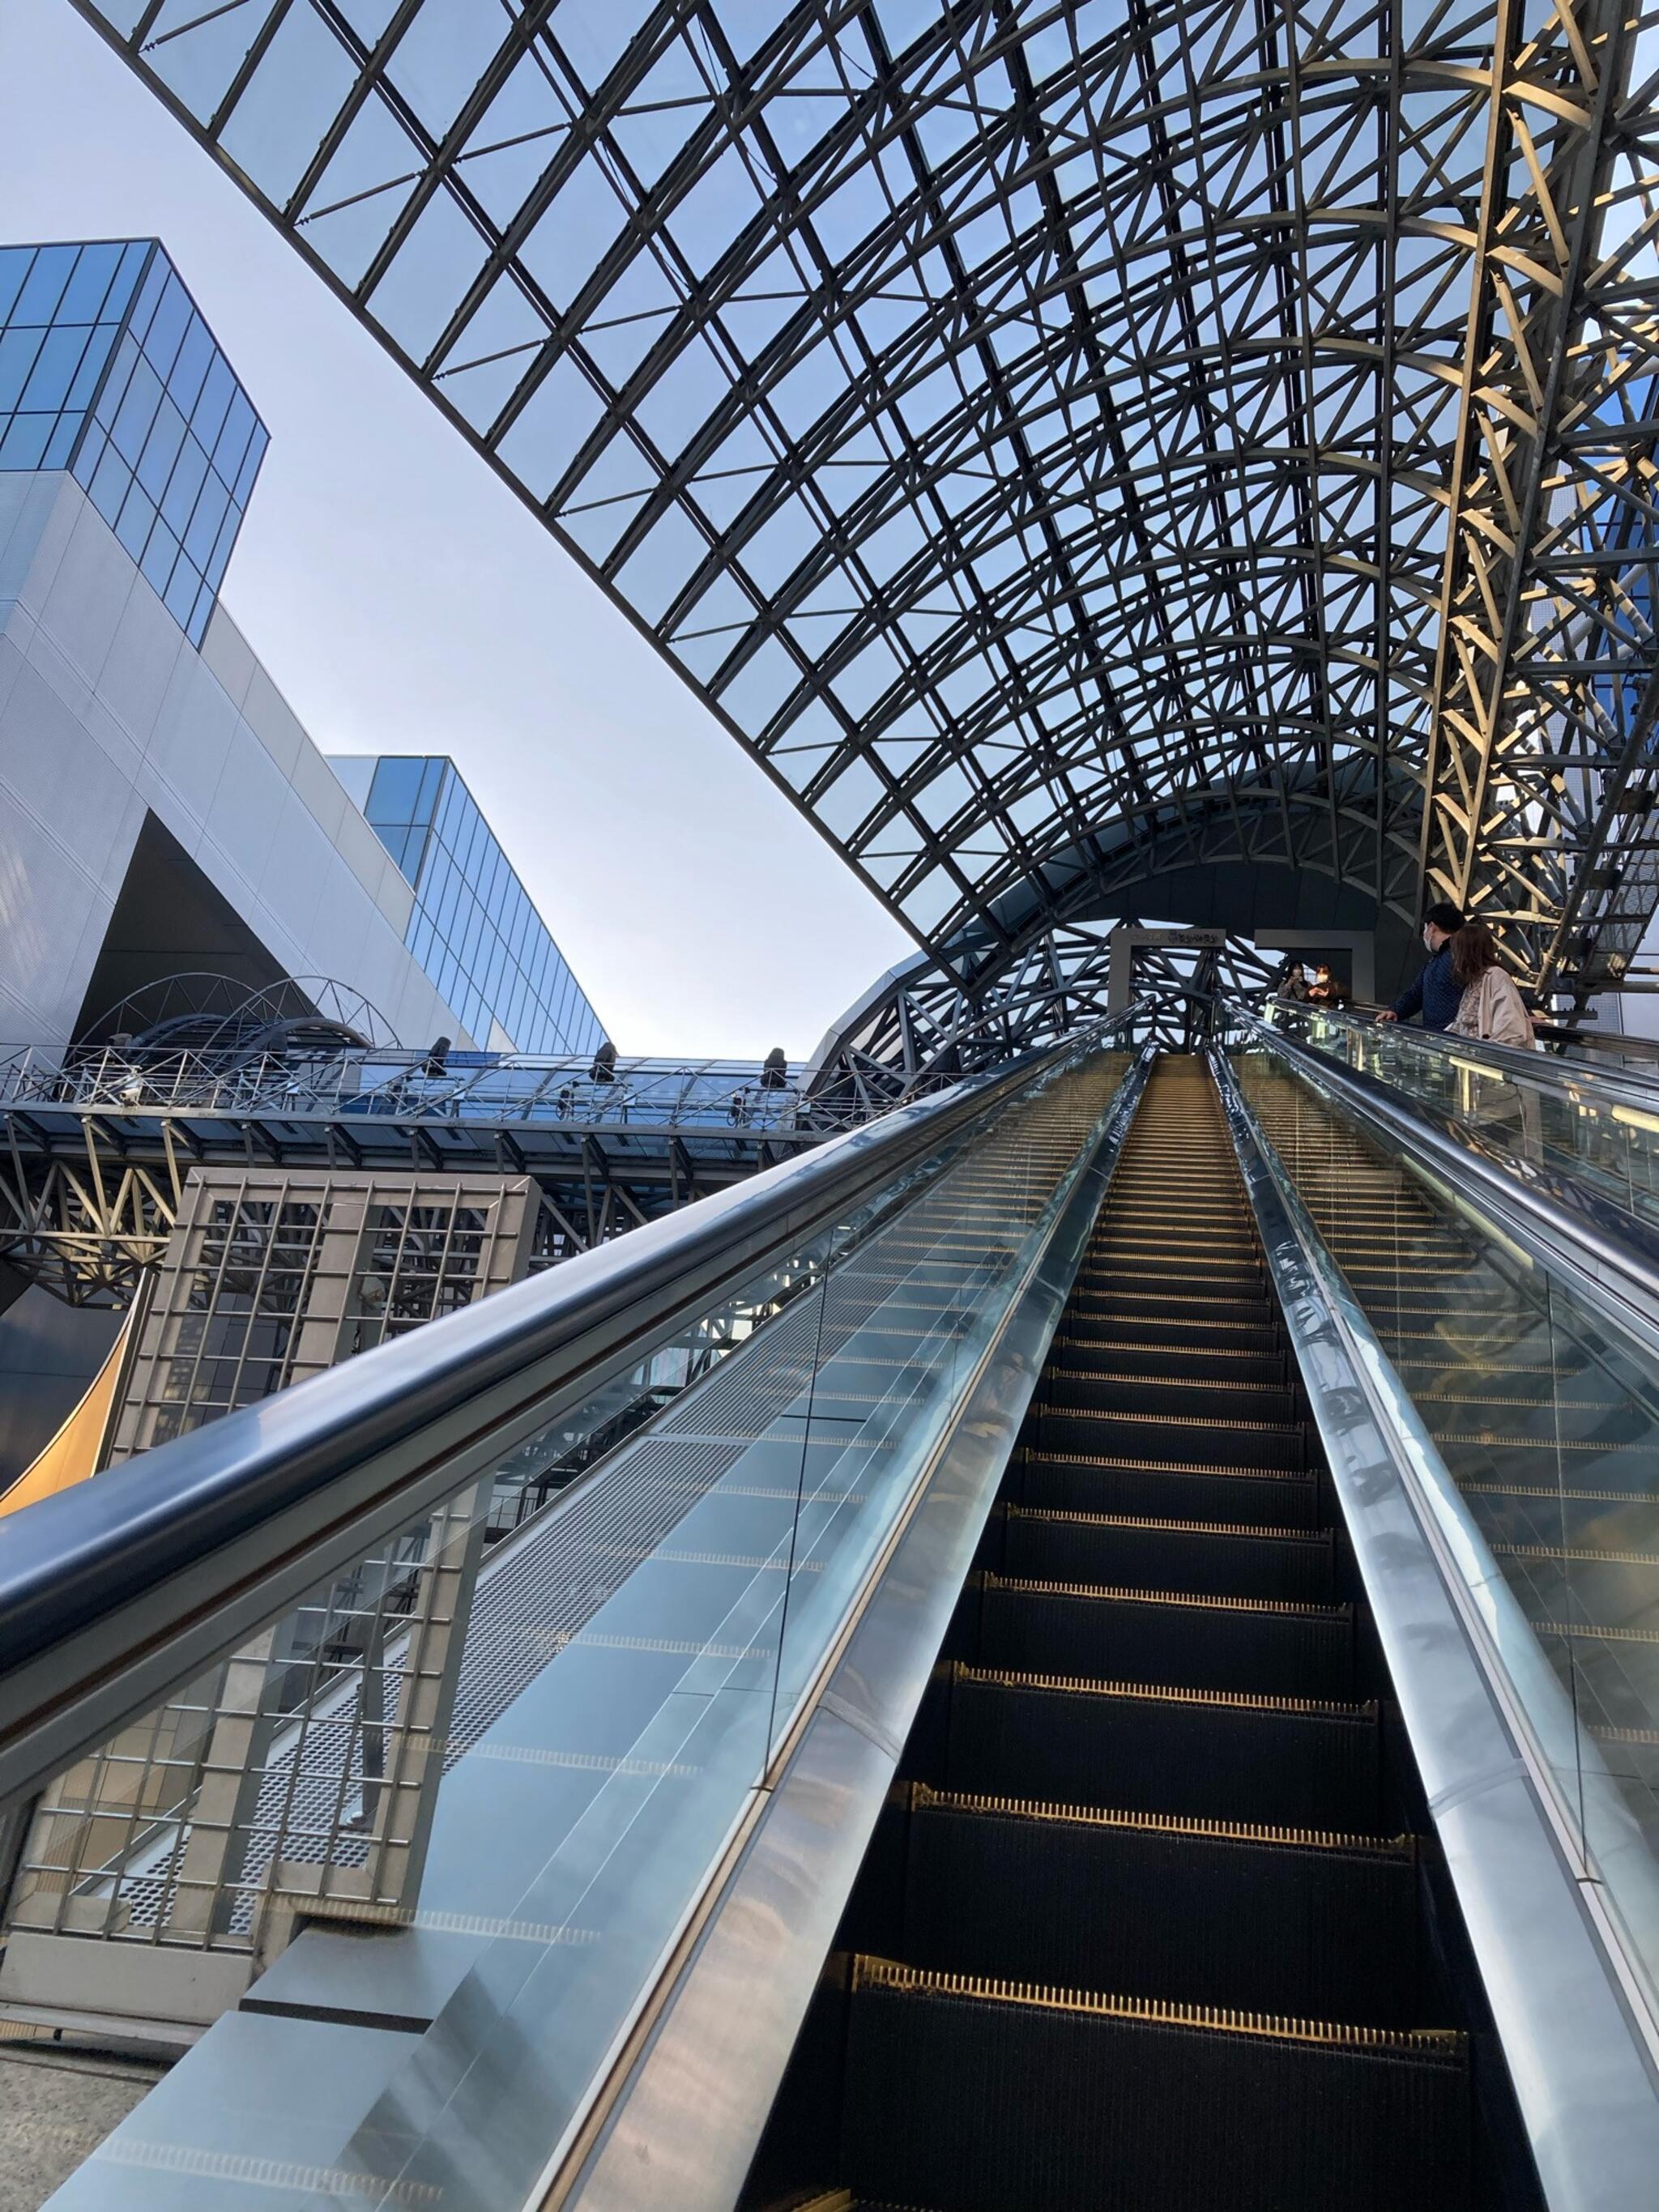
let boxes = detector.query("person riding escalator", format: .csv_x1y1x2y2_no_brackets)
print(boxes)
1380,901,1464,1029
1445,925,1535,1051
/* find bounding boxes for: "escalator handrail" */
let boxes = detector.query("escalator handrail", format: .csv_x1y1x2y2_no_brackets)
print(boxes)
0,1012,1141,1811
1230,1005,1659,1338
1532,1019,1659,1065
1257,994,1659,1109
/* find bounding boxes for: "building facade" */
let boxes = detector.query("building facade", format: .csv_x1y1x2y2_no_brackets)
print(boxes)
0,236,604,1067
330,754,608,1057
1,238,265,647
0,235,608,1477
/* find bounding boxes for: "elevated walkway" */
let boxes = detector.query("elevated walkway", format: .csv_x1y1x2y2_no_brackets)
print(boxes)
0,1051,847,1302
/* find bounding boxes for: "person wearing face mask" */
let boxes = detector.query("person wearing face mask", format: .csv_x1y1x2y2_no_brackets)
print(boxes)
1377,901,1465,1029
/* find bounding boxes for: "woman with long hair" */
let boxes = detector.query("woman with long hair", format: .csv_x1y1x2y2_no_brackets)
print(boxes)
1448,923,1535,1049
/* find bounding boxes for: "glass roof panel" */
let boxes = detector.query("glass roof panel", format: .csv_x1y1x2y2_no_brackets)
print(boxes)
78,0,1659,1002
386,0,508,139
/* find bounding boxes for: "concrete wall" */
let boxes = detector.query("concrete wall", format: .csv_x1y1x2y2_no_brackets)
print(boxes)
0,471,471,1054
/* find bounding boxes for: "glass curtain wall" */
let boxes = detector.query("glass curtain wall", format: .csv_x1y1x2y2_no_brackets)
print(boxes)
355,754,608,1057
0,238,267,644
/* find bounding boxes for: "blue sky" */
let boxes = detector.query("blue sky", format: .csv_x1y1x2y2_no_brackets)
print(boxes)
0,0,911,1056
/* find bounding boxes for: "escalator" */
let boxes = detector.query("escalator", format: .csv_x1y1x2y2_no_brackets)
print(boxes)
1238,1054,1659,1856
744,1056,1491,2212
11,1029,1654,2210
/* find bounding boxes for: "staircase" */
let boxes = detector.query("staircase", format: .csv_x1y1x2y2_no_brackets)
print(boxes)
754,1055,1473,2212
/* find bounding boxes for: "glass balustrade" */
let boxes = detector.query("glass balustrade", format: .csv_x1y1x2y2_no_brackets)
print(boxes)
1235,1044,1659,2027
1258,999,1659,1238
10,1033,1136,2212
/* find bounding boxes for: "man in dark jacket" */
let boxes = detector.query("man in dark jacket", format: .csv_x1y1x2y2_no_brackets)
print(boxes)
1379,902,1465,1029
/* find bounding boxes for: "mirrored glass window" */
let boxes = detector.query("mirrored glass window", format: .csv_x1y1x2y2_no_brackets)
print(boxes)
0,238,266,646
343,753,608,1056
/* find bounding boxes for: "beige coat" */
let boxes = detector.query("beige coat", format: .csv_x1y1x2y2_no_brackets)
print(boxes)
1449,966,1535,1049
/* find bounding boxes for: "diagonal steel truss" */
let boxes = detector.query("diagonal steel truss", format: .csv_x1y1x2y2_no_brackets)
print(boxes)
803,919,1278,1105
68,0,1659,1005
0,1106,809,1303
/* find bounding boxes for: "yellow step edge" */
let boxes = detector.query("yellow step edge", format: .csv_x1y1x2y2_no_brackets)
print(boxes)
1007,1505,1324,1543
1022,1448,1312,1479
908,1781,1412,1856
1056,1331,1275,1349
1531,1617,1659,1647
1035,1404,1303,1435
1495,1542,1659,1567
953,1660,1374,1718
1461,1481,1657,1504
982,1571,1349,1620
1045,1368,1287,1395
847,1957,1462,2054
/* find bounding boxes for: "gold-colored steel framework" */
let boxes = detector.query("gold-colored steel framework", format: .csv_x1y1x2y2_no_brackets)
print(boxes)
66,0,1659,1008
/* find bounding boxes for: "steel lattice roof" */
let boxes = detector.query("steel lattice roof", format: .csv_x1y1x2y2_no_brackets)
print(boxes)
71,0,1659,1002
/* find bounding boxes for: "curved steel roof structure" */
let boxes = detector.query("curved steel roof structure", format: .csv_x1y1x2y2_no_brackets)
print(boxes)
71,0,1659,1010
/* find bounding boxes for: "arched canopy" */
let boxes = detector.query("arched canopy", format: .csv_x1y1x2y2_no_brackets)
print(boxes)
74,0,1659,1006
802,921,1286,1106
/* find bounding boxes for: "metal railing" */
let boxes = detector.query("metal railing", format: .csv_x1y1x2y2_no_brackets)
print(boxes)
1535,1020,1659,1070
0,1045,844,1135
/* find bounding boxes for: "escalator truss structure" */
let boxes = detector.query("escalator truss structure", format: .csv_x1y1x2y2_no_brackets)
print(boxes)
70,0,1659,1004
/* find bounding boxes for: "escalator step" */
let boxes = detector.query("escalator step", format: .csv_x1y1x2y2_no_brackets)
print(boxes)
1043,1369,1299,1423
1049,1334,1286,1380
1088,1228,1259,1258
1068,1288,1275,1325
1101,1216,1255,1240
1015,1451,1320,1528
1031,1406,1307,1469
842,1958,1469,2212
979,1575,1354,1698
1103,1200,1248,1213
1079,1254,1265,1289
900,1786,1419,2024
775,2197,933,2212
764,2196,949,2212
1002,1506,1334,1600
1084,1221,1258,1247
945,1665,1381,1831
